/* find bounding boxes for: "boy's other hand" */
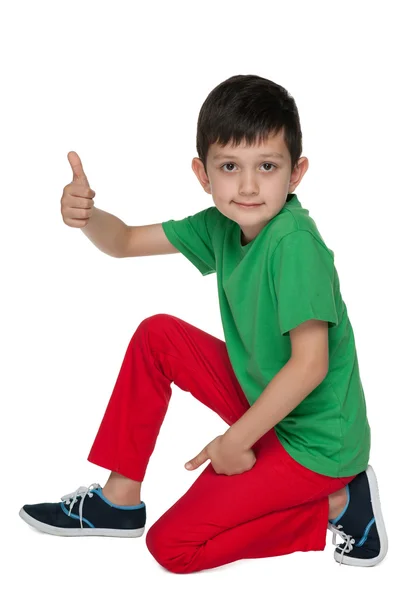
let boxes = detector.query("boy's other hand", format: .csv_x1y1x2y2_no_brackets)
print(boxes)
184,434,256,476
60,151,96,228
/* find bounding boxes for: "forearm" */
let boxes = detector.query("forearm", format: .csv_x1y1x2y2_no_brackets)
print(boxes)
81,207,128,258
223,358,327,450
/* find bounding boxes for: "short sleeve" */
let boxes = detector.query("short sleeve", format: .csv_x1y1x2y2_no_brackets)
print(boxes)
161,207,217,276
272,230,339,336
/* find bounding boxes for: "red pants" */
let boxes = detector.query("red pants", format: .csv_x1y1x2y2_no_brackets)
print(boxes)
87,313,357,573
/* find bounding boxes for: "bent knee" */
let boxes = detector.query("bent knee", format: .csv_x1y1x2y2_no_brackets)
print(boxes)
145,522,193,574
138,313,176,332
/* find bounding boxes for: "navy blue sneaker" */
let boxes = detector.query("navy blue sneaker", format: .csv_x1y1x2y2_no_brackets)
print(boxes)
327,465,388,566
19,483,146,537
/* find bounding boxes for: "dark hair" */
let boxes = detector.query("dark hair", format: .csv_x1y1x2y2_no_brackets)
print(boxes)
196,74,302,193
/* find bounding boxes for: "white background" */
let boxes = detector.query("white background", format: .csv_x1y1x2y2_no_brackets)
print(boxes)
1,0,398,597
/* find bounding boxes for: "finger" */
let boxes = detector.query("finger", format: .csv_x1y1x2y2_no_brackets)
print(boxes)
67,151,90,186
186,448,208,469
68,187,96,199
185,452,201,469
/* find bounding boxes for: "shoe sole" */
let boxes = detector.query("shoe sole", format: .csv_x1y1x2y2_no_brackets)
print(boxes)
333,464,388,566
19,508,145,538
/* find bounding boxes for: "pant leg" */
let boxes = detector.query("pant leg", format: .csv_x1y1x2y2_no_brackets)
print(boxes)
87,313,250,482
87,312,357,573
146,428,357,574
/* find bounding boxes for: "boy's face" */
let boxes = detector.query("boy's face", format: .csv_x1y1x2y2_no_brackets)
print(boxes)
192,127,309,244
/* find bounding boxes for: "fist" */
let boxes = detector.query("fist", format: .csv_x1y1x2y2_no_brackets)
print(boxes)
60,151,96,228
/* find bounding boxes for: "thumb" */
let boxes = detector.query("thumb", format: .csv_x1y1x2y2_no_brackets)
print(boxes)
68,151,90,186
185,447,208,470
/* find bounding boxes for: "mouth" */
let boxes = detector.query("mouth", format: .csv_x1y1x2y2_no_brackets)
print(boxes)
234,202,262,208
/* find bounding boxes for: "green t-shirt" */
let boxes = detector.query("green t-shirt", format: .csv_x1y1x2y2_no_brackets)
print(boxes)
161,193,370,477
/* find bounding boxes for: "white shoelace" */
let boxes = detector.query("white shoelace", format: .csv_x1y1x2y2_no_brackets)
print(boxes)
61,483,102,529
328,522,356,565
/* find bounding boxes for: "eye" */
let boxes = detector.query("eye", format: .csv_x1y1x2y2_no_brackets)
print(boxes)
260,162,275,172
221,163,236,172
220,162,275,172
263,163,275,173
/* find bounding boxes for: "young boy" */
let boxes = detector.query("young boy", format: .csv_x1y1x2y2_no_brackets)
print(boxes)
19,74,388,572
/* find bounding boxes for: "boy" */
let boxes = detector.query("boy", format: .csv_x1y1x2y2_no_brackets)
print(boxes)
19,74,388,572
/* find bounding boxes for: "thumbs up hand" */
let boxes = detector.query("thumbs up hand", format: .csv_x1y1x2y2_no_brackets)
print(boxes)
60,151,96,228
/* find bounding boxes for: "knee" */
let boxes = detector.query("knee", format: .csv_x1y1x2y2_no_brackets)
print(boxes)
138,313,176,332
145,522,192,575
128,314,177,358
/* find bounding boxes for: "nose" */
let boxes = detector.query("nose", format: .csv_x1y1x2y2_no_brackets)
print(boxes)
238,171,259,197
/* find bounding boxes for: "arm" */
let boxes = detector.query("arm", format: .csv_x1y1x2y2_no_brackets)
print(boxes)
224,320,329,450
81,207,129,257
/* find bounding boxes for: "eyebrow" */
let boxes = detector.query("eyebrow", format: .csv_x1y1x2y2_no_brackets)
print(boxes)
212,152,284,161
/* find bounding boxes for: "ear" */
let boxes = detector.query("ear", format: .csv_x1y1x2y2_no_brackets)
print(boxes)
288,156,309,192
192,157,212,194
